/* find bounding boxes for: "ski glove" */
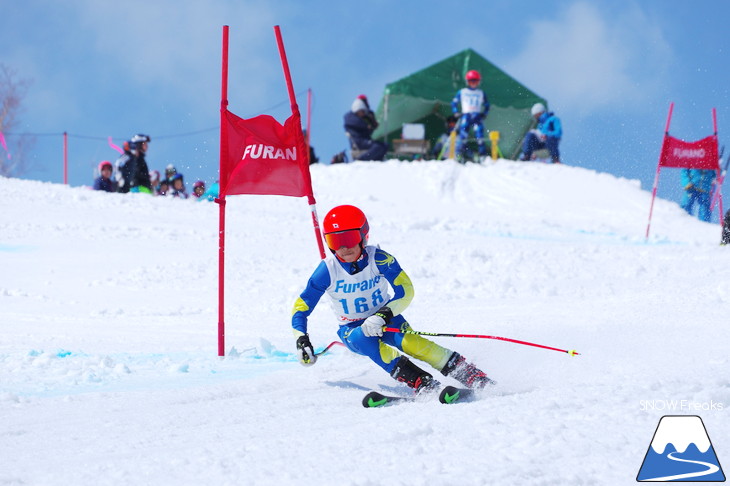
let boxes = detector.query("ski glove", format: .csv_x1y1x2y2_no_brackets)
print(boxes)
296,334,317,366
361,307,393,337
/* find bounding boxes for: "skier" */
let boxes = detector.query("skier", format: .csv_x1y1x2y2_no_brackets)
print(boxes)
451,70,490,161
520,103,562,164
292,204,493,394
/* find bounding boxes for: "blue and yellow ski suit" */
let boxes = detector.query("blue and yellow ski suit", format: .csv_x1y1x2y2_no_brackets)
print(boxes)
292,246,452,374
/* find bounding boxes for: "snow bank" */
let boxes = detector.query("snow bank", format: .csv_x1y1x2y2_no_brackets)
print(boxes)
1,160,728,485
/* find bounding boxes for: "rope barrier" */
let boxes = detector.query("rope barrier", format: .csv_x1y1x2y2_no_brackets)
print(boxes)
2,89,311,141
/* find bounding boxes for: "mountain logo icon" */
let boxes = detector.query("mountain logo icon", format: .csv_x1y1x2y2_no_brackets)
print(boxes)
637,415,725,482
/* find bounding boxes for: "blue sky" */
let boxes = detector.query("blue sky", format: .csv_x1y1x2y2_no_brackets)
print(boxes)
2,0,729,211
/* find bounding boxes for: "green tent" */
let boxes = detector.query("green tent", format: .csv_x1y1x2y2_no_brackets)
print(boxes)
372,48,547,160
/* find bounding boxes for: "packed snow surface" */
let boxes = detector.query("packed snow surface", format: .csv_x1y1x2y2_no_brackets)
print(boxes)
2,159,729,485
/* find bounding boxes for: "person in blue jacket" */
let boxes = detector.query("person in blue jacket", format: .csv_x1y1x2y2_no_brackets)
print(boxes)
451,70,490,160
520,103,562,164
292,204,494,394
681,168,716,222
196,181,219,202
93,160,117,192
343,96,388,161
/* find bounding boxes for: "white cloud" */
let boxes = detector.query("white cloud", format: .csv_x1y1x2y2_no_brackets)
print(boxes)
505,2,674,117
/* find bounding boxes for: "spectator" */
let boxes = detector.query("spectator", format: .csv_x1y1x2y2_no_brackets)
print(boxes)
520,103,562,164
127,134,153,193
192,180,206,199
170,174,188,199
114,141,135,193
330,151,347,164
93,160,117,193
680,168,716,222
303,130,319,164
149,170,161,193
309,145,319,164
291,204,494,393
164,164,178,185
197,181,219,202
432,115,459,160
344,96,388,161
157,179,170,197
356,94,378,128
451,70,490,161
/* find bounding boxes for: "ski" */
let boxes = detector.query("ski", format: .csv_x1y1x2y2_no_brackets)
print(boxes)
361,390,415,408
438,385,474,404
361,385,475,408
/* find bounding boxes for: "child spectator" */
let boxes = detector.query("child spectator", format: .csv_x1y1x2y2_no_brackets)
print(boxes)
93,160,117,192
197,181,219,202
164,164,178,184
156,179,170,196
192,180,206,199
149,170,161,193
170,174,188,199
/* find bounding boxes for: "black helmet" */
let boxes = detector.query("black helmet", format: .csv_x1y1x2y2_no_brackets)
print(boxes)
131,134,151,144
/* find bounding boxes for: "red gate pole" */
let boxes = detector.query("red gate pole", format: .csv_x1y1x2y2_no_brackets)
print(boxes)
273,26,326,259
216,25,230,357
306,88,312,156
645,102,674,240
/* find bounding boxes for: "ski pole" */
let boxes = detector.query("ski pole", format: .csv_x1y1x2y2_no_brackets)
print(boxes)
438,114,462,160
315,340,345,357
383,327,580,356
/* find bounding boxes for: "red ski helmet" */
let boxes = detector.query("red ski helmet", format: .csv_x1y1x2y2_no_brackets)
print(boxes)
465,70,481,82
98,160,113,172
322,205,369,251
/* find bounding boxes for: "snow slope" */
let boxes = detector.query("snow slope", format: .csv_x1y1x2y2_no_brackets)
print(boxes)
1,160,729,485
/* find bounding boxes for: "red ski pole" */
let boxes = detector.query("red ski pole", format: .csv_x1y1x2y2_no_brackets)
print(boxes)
383,327,580,356
315,340,346,357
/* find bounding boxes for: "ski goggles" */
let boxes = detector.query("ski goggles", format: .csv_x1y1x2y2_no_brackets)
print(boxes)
324,229,364,251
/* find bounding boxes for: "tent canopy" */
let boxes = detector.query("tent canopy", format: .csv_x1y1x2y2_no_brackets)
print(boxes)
372,48,547,159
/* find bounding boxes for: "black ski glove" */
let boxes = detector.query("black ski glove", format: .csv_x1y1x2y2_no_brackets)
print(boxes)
296,334,317,366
